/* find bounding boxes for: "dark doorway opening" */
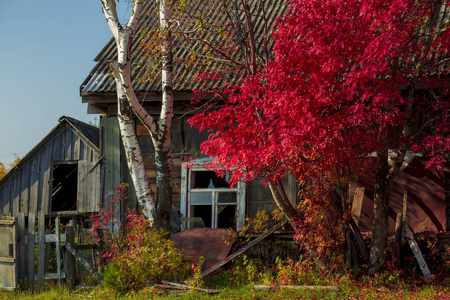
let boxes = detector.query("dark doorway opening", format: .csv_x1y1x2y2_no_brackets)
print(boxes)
51,163,78,212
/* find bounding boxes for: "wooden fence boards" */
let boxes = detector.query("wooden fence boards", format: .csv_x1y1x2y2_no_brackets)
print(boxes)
37,212,45,289
0,217,17,291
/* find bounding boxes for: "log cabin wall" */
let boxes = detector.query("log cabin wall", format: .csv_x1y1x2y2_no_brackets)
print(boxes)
0,118,100,217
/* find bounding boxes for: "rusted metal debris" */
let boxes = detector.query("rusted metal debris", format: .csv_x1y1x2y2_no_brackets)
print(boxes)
171,228,235,270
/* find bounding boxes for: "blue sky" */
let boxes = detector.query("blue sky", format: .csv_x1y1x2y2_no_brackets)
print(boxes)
0,1,132,166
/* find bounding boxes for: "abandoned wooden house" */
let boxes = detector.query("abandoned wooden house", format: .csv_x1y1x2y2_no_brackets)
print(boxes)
79,0,296,232
79,0,450,235
0,116,101,217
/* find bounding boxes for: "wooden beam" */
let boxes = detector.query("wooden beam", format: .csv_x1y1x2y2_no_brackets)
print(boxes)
403,223,433,283
351,187,365,225
198,222,285,279
65,243,103,283
37,212,45,289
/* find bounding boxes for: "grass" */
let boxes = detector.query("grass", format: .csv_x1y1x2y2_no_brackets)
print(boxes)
0,271,449,300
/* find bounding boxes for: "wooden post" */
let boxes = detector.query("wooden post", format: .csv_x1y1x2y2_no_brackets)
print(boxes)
27,212,36,288
55,216,61,288
394,213,402,261
65,224,76,286
401,191,408,246
37,212,45,289
17,213,25,284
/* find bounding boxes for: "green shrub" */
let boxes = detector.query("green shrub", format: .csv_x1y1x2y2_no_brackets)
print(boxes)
101,216,192,292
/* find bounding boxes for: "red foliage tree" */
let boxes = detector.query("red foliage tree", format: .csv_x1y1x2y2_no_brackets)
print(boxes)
190,0,450,272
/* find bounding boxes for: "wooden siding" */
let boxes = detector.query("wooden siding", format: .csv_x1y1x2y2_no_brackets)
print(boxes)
0,124,100,217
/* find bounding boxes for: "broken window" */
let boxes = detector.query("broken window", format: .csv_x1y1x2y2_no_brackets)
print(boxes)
180,159,245,231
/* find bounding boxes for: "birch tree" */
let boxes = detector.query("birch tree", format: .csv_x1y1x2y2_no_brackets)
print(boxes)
100,0,174,231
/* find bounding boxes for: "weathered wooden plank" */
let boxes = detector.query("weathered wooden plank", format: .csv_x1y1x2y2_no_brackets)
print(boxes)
0,257,15,263
351,187,365,226
12,176,20,216
403,224,433,283
21,165,30,216
401,191,408,245
199,222,285,279
3,182,11,216
74,139,81,161
65,243,103,283
79,141,85,161
394,213,402,260
55,217,61,287
34,234,66,243
0,216,18,290
37,212,45,289
160,281,222,294
77,161,88,213
87,161,100,212
349,219,369,262
29,155,40,215
40,146,53,214
66,129,72,161
65,225,75,286
27,212,36,287
17,213,26,283
103,117,121,192
0,219,15,226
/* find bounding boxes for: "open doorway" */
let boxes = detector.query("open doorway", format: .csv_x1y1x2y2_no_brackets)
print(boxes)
51,163,78,212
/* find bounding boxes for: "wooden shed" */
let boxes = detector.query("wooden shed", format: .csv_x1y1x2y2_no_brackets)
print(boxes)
0,116,101,217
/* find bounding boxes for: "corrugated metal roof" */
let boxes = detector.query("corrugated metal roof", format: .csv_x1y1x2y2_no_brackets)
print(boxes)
80,0,287,98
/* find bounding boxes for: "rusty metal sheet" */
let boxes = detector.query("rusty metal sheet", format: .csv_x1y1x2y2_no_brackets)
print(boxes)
171,228,234,270
357,158,446,233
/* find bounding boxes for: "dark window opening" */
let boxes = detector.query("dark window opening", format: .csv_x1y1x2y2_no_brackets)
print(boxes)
191,171,230,189
51,164,78,212
217,205,236,229
191,205,212,227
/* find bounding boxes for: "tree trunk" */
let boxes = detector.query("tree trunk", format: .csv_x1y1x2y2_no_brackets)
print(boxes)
153,0,174,232
369,149,391,274
268,181,297,221
101,0,158,225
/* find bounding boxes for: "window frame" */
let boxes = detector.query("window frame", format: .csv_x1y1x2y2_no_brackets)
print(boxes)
180,158,246,231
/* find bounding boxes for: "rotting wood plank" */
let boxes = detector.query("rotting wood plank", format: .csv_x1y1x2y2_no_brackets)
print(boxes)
160,281,222,294
198,222,285,279
394,213,402,260
77,161,88,213
37,212,45,289
55,216,61,287
65,225,75,286
351,187,365,226
349,220,369,262
18,213,26,284
29,155,40,215
27,212,36,288
401,191,408,246
21,166,30,216
403,223,433,283
65,243,103,283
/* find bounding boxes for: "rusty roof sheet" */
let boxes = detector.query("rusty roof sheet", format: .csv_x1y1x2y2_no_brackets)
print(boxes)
80,0,286,98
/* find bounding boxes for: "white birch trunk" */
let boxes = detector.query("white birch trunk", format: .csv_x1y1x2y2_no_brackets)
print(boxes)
100,0,175,230
153,0,174,231
101,0,157,224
